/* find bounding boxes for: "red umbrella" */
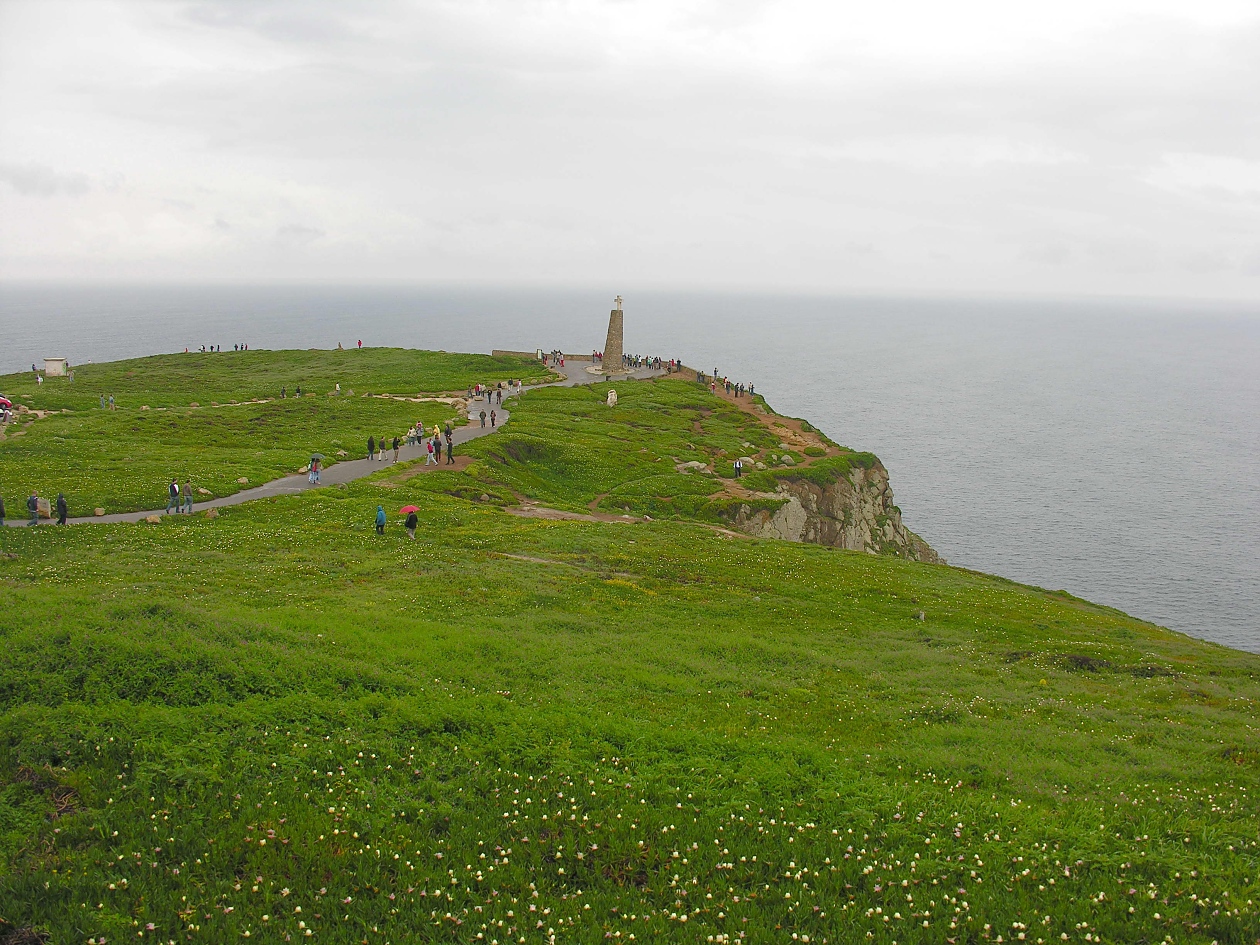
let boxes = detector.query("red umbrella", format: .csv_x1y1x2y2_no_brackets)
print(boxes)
399,505,420,514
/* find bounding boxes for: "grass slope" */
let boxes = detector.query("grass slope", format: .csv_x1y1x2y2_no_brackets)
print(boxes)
0,349,549,514
0,355,1257,945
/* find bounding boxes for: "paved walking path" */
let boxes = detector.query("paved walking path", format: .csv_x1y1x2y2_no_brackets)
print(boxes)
4,358,665,527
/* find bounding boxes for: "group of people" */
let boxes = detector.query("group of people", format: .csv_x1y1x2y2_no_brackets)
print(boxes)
166,478,195,514
589,352,678,373
697,369,754,399
369,423,456,466
188,344,249,353
1,492,70,526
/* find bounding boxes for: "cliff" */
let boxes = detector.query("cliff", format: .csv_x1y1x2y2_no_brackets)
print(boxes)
726,458,942,563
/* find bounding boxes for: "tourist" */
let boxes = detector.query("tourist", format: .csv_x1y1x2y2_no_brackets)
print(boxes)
479,409,486,427
490,410,497,427
166,479,180,514
109,394,115,411
392,436,400,462
27,492,39,526
100,395,105,408
367,435,375,461
375,505,386,535
281,386,287,399
405,509,418,540
309,459,318,484
357,339,362,349
183,478,193,513
425,437,437,465
446,438,454,464
55,493,68,525
379,435,387,462
296,386,302,396
0,495,5,527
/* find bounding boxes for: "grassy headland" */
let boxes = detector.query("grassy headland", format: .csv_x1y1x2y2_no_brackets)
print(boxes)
0,349,549,513
0,351,1257,945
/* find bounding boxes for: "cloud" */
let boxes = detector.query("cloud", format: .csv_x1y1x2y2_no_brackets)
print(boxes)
276,223,325,244
2,0,1260,296
0,162,91,197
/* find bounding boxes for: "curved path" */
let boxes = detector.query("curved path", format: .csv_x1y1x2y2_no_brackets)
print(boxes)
5,359,665,527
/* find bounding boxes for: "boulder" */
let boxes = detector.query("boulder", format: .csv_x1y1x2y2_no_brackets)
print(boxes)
780,454,796,466
205,509,218,519
197,487,211,495
144,515,161,524
189,402,199,407
140,405,150,411
94,508,105,516
236,477,248,484
37,497,51,519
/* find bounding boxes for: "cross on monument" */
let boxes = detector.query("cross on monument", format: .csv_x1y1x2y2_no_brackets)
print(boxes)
615,295,623,312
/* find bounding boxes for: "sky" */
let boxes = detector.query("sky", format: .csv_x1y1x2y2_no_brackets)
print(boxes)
2,0,1260,298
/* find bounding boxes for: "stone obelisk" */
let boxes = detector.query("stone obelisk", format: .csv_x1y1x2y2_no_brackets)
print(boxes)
602,295,626,374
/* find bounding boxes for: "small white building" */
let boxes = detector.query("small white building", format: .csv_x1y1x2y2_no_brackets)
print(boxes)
44,358,68,376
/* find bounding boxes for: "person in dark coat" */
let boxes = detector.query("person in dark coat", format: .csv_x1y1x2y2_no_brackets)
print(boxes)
367,435,375,461
0,494,6,527
27,492,39,525
405,510,417,540
55,493,67,525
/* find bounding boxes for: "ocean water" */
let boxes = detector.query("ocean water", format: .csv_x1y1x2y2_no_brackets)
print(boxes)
1,283,1257,652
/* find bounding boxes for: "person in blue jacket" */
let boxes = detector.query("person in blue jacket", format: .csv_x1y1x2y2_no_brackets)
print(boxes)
375,505,386,535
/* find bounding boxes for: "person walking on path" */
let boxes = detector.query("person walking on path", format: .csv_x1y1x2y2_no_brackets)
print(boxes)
379,435,387,463
166,479,180,514
27,492,39,526
367,435,375,461
479,409,487,427
392,437,400,462
183,478,193,513
445,437,454,464
405,509,417,540
375,505,386,535
425,437,437,465
490,410,497,428
55,493,68,525
0,495,5,528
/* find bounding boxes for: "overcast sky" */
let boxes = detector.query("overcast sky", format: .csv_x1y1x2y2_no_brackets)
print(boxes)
2,0,1259,298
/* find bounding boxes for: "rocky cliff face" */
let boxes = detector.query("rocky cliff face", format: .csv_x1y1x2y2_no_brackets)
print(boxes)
727,462,942,563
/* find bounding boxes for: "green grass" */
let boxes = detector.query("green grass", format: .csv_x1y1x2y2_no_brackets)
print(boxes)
467,380,809,518
0,349,550,514
2,348,552,412
1,353,1258,945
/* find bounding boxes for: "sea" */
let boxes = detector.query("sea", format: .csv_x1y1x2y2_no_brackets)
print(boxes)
1,283,1257,653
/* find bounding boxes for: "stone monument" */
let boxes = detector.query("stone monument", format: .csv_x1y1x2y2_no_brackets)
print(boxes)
601,295,626,375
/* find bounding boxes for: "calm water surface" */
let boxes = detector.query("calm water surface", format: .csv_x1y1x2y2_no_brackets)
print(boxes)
1,284,1257,652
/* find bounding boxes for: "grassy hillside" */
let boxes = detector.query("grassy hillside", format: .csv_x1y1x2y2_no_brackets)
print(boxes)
464,380,876,523
0,349,549,514
1,356,1257,945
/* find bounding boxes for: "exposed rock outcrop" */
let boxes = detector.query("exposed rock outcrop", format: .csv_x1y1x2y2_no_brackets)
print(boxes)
727,461,941,563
